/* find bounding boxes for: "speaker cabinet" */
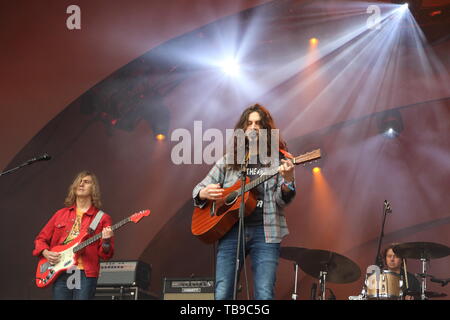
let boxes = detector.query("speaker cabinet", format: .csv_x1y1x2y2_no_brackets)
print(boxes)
94,286,158,300
163,278,215,300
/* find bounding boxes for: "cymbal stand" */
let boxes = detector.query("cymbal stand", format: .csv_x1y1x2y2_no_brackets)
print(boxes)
319,269,328,300
291,262,299,300
419,256,429,300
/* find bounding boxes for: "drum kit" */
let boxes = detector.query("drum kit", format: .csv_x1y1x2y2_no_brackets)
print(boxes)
280,241,450,300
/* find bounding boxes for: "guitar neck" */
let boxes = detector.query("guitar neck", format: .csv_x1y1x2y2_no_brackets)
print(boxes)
243,168,278,193
242,149,321,192
73,217,130,253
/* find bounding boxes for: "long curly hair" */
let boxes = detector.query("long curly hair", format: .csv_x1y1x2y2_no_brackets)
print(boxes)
64,171,102,208
225,103,287,170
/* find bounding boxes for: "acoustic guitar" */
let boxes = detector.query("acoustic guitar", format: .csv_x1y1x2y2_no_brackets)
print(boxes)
191,149,321,243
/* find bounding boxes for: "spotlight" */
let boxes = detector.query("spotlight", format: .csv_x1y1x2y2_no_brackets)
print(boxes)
312,167,321,173
309,38,319,46
220,58,240,77
392,0,422,15
377,109,404,139
155,133,166,141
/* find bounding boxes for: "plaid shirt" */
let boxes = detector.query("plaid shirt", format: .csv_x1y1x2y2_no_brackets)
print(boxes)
193,155,296,243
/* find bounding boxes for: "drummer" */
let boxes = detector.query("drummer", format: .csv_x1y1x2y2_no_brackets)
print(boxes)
383,244,421,300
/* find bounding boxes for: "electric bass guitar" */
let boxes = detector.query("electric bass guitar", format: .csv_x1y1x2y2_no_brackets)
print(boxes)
35,209,150,288
191,149,321,243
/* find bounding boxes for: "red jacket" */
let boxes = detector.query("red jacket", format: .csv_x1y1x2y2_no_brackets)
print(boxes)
33,205,114,277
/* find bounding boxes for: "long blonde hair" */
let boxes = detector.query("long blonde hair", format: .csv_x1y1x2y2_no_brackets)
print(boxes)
64,171,102,208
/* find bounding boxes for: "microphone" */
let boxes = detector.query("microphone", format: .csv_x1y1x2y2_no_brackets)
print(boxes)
384,200,392,213
246,129,258,141
26,153,52,164
310,283,317,300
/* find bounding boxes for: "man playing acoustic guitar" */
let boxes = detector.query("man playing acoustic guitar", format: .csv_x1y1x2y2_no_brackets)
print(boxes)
33,171,114,299
193,104,296,300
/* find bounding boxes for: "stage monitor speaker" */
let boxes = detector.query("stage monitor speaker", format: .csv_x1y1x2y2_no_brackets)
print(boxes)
163,277,215,300
97,260,151,290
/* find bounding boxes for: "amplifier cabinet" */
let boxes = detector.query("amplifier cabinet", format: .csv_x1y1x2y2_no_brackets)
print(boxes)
97,260,151,290
94,286,158,300
163,277,215,300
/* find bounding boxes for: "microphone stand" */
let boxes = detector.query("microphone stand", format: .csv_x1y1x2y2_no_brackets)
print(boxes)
374,201,392,269
0,160,37,177
232,152,249,300
0,154,51,177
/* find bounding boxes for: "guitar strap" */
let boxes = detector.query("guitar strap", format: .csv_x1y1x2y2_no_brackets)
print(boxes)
88,210,104,234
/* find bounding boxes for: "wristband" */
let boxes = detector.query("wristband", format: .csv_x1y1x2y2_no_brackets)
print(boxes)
283,181,295,191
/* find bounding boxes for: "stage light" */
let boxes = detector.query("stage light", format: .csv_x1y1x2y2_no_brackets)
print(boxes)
155,133,166,141
309,38,319,46
392,0,422,15
220,58,240,77
313,167,321,174
377,109,404,139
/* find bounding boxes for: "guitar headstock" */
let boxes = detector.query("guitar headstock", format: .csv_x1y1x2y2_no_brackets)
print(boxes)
130,210,151,223
293,149,321,165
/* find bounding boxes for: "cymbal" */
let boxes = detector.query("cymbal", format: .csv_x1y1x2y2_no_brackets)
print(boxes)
393,242,450,260
280,246,309,263
297,249,361,284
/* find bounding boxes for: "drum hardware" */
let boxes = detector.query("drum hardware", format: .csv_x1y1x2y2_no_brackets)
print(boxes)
430,276,450,287
281,247,360,300
310,283,317,300
366,269,403,300
374,200,393,268
408,290,447,299
291,262,300,300
279,247,308,300
393,242,450,300
419,258,428,300
319,269,328,300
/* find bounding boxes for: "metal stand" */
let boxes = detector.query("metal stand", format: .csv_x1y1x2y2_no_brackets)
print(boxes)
0,153,51,177
374,200,392,268
232,156,249,300
291,263,299,300
319,270,328,300
419,257,428,300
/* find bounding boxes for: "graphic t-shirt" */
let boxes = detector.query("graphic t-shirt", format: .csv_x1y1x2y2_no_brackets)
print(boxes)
244,157,265,226
64,207,85,269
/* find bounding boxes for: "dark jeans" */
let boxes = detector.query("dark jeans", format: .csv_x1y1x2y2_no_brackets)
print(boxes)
52,269,98,300
215,224,280,300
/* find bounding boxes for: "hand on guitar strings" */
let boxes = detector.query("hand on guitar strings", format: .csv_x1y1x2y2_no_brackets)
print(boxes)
199,184,224,201
42,249,61,265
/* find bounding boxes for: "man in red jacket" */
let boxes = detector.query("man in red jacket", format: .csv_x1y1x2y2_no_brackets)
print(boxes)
33,171,114,300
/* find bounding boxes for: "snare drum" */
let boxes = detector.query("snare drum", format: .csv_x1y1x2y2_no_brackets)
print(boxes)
366,270,403,300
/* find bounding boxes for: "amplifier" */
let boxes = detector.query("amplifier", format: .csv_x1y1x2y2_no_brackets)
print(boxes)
163,277,215,300
97,260,151,290
94,286,159,300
